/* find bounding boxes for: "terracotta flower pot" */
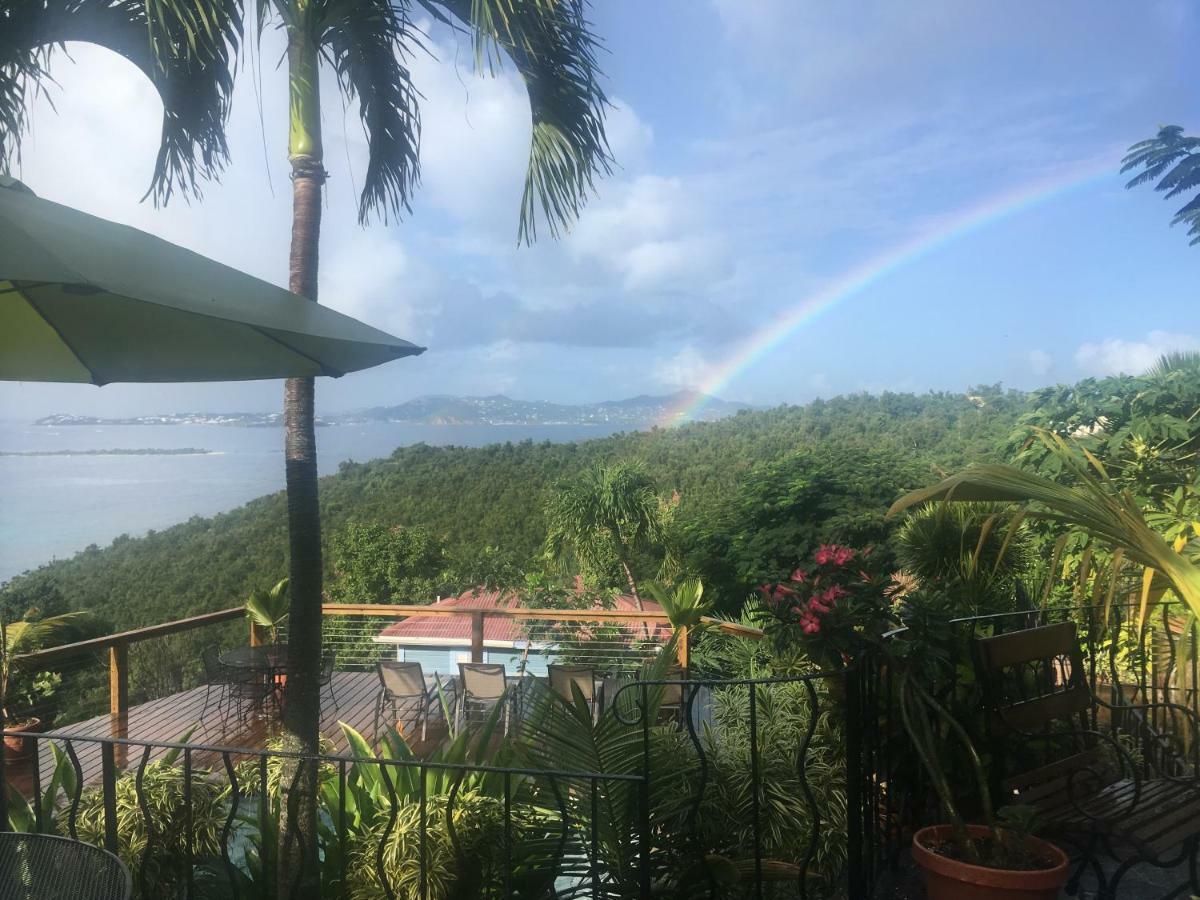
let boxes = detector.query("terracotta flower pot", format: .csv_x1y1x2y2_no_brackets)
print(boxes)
3,717,42,764
913,825,1069,900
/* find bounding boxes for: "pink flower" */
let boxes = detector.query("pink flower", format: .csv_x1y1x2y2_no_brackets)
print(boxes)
790,568,808,583
823,585,848,603
815,543,856,567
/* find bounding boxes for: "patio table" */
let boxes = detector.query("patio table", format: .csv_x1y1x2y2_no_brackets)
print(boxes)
0,832,131,900
220,644,289,714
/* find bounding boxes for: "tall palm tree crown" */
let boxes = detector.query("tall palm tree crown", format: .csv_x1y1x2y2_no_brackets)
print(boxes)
2,3,612,896
1122,125,1200,246
1,0,612,236
543,462,671,605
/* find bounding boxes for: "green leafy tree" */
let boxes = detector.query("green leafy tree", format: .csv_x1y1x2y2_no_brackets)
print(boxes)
1122,125,1200,246
543,462,673,609
329,523,447,604
687,445,920,611
3,3,611,888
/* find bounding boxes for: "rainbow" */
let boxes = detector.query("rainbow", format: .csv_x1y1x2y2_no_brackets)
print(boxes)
661,155,1119,426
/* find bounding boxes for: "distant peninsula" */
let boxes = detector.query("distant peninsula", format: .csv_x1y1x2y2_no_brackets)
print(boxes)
0,448,214,457
34,391,751,429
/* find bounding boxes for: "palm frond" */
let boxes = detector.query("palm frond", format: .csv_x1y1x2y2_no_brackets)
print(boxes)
4,611,87,656
245,578,290,630
421,0,612,243
888,432,1200,620
1122,125,1200,246
1149,350,1200,380
318,0,422,222
0,0,240,201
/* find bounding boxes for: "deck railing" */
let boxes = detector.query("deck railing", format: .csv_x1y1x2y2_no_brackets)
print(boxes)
11,604,759,736
2,668,869,899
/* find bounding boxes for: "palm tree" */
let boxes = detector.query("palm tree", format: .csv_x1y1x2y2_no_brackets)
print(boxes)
1148,350,1200,379
1,611,85,726
1122,125,1200,246
3,3,612,893
543,462,671,617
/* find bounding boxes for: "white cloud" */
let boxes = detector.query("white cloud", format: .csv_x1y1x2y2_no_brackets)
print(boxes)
319,233,416,337
567,175,730,291
653,346,709,390
1074,331,1200,376
604,99,654,166
1028,349,1054,376
407,37,531,226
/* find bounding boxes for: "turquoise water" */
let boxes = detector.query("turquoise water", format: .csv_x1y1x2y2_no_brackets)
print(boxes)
0,420,623,582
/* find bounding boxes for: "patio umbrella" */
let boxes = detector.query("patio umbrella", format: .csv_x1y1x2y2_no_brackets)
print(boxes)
0,175,424,383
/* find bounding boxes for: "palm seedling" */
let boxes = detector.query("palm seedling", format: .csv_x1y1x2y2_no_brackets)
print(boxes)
0,611,84,727
245,578,290,645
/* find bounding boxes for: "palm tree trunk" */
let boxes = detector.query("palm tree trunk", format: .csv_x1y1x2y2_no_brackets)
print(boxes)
619,558,653,642
277,22,324,900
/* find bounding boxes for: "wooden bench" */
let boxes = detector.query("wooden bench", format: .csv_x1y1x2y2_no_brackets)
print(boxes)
975,621,1200,899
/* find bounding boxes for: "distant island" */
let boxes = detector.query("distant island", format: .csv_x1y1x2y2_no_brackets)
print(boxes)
34,391,751,428
0,448,214,457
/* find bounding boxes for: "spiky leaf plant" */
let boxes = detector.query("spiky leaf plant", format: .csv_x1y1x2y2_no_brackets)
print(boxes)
895,502,1034,615
889,430,1200,624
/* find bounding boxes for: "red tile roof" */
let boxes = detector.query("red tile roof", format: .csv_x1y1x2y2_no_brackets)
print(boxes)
375,588,669,645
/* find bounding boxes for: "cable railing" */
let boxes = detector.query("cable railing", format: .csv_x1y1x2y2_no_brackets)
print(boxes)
316,604,682,681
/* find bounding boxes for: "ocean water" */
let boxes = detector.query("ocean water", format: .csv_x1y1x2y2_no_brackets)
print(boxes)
0,419,625,582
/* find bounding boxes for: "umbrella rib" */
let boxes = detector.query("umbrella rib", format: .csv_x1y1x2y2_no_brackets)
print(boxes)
248,325,344,378
16,282,104,386
0,281,55,296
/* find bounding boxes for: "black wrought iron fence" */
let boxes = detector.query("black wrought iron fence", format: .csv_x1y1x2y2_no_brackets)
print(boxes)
1,668,870,899
0,730,649,900
852,602,1200,895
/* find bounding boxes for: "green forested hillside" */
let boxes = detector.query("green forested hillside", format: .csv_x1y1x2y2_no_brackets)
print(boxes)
1,387,1026,629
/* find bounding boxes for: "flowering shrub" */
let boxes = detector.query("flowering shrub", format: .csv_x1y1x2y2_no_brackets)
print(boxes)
756,544,895,671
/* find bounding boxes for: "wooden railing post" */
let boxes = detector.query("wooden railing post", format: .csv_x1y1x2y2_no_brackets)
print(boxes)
676,625,689,674
471,612,485,663
109,642,129,719
109,641,129,767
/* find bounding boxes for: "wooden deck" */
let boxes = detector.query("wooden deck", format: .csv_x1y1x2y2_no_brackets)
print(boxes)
8,671,452,794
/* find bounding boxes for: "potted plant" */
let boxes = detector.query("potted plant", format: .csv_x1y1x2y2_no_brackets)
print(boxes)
245,578,290,645
891,597,1069,900
1,611,83,762
245,579,289,691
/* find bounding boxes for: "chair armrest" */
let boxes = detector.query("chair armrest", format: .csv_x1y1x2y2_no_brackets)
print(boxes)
1093,697,1200,778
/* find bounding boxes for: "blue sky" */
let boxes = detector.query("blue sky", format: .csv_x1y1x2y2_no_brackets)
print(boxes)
1,0,1197,418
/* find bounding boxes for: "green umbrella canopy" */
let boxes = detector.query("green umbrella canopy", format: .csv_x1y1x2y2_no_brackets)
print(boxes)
0,176,424,384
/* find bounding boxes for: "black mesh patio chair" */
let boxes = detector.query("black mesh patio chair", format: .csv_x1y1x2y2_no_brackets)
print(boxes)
0,831,132,900
374,660,433,743
318,651,338,712
200,645,266,721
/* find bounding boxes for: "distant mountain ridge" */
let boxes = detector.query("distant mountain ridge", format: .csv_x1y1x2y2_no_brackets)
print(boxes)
34,391,751,428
